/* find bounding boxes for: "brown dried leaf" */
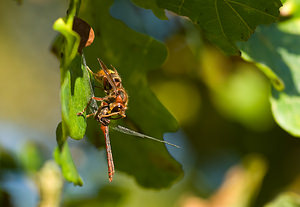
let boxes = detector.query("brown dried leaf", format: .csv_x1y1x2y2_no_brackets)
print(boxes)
72,17,95,53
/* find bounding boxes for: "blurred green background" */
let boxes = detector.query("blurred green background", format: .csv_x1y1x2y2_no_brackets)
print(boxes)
1,0,300,207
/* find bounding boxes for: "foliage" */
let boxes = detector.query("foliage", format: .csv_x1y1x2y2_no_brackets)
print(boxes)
53,0,183,188
153,0,281,55
0,0,287,205
1,0,300,205
239,18,300,136
48,0,300,191
52,0,87,186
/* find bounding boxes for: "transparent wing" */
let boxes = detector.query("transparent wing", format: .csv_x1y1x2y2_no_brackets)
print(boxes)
82,53,99,112
112,125,180,148
97,58,118,93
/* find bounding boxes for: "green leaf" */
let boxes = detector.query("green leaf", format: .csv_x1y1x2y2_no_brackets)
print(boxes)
264,192,300,207
61,54,91,139
238,19,300,137
53,0,81,69
78,0,183,188
53,18,79,68
53,2,90,186
53,0,91,140
156,0,282,55
54,122,83,186
131,0,167,20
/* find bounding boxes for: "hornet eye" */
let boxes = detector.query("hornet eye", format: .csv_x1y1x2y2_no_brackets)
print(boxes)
113,78,121,83
111,105,122,113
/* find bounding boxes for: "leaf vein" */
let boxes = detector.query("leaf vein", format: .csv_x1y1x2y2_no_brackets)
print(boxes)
226,0,278,19
224,0,253,33
178,0,185,14
215,0,227,40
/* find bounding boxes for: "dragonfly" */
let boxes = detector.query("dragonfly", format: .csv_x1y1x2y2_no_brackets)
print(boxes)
78,55,180,182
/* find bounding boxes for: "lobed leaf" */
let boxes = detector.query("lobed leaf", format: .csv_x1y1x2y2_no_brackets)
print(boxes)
53,145,83,186
239,19,300,137
60,54,91,140
156,0,282,55
54,122,83,186
53,0,91,140
53,0,91,185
